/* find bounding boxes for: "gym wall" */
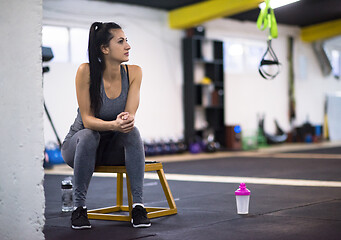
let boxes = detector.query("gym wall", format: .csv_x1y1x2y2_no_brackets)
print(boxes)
0,0,45,239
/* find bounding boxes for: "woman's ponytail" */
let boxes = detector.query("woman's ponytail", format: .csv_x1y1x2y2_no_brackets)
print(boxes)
88,22,103,116
87,22,121,116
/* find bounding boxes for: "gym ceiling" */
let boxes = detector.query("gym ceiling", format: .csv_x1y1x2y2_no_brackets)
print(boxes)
96,0,341,42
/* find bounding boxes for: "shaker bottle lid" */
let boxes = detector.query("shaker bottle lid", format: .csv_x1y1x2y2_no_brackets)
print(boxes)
61,184,72,189
235,183,251,195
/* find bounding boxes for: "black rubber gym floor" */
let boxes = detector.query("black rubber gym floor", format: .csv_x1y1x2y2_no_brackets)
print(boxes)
44,149,341,240
287,146,341,154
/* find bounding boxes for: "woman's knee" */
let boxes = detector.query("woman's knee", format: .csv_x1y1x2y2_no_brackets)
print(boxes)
61,129,99,168
129,127,141,136
125,127,142,142
77,129,100,148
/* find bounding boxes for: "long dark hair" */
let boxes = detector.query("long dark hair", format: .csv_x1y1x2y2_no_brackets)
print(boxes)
88,22,121,115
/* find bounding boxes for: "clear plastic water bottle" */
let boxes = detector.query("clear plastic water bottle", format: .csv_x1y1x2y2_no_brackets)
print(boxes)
61,177,74,212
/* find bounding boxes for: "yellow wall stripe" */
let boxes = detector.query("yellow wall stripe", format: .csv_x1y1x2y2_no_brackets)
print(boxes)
301,18,341,42
168,0,263,29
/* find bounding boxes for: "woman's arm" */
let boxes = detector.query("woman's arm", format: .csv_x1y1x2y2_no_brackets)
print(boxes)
124,65,142,117
76,63,133,132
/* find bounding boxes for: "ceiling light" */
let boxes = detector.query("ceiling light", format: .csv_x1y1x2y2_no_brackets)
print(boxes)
259,0,300,9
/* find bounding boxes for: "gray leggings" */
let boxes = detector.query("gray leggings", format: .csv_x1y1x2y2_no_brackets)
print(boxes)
61,127,145,207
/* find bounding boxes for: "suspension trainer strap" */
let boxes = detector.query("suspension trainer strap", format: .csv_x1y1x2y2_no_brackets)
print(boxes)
258,40,281,80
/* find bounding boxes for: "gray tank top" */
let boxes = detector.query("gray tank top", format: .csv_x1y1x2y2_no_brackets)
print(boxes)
63,64,129,143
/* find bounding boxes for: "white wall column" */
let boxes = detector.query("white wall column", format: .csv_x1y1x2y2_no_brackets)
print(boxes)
0,0,45,239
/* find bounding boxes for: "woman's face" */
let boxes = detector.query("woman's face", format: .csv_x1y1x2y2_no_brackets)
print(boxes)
102,28,131,63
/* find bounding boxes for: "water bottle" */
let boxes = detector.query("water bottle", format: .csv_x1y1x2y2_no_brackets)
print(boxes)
61,177,74,212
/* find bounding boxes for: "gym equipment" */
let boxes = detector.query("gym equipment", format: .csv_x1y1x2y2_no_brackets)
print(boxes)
288,36,295,123
313,41,332,76
42,46,62,149
205,141,217,153
43,46,64,167
258,40,281,80
153,141,163,155
198,138,219,153
226,125,242,150
144,138,188,156
88,162,177,221
144,139,187,156
160,139,172,155
143,141,153,156
169,139,179,154
257,0,278,39
259,117,287,144
43,151,53,169
257,0,281,80
296,121,315,143
176,139,187,153
45,142,64,164
235,183,251,215
42,46,54,62
189,142,202,154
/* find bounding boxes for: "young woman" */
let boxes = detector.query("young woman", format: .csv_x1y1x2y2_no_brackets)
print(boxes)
61,22,150,229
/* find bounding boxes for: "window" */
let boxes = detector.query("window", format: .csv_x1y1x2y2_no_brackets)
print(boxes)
224,39,266,74
42,26,69,62
70,28,89,63
42,25,89,63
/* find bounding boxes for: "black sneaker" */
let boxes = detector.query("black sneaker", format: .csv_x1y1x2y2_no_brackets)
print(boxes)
131,205,151,228
71,207,91,229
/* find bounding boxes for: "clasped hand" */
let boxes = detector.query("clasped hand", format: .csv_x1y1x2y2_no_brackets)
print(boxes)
115,112,134,133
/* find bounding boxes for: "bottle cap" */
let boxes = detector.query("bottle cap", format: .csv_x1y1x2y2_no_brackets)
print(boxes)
61,183,72,189
235,183,251,196
61,177,73,189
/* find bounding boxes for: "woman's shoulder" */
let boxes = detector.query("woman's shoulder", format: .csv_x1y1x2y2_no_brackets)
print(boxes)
124,64,142,84
76,63,90,85
78,63,90,73
125,64,142,73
